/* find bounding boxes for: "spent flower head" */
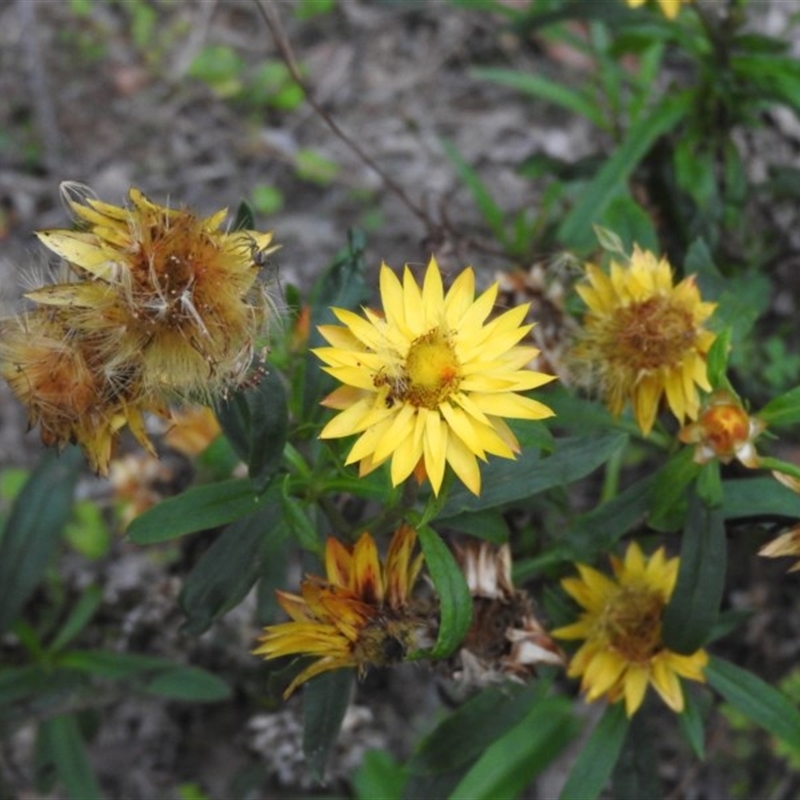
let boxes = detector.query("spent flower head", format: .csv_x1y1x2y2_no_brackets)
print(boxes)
553,541,708,717
253,525,432,697
0,308,159,474
573,245,716,435
31,183,279,401
314,256,556,496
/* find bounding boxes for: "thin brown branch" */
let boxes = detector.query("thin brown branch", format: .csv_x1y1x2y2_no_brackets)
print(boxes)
253,0,433,229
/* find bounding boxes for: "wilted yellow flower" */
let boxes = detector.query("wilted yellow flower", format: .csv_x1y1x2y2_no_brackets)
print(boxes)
573,245,716,435
679,390,764,468
30,183,278,401
0,309,159,474
254,525,431,698
553,542,708,717
314,257,556,496
625,0,689,18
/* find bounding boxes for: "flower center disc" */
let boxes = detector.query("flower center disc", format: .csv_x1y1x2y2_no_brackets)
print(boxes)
611,296,696,372
403,328,461,409
602,584,665,663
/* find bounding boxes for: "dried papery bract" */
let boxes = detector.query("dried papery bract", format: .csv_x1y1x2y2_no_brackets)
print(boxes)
0,309,159,474
33,183,279,402
314,256,556,496
572,245,716,435
553,542,708,717
449,540,564,689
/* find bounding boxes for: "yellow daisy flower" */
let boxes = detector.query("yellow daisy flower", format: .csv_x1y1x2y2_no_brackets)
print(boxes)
30,183,278,401
253,525,431,698
314,257,556,496
573,245,716,435
553,542,708,717
625,0,689,19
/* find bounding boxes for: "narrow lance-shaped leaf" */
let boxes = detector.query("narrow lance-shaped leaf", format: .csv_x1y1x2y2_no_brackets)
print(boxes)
662,487,726,654
127,478,266,544
214,369,289,492
179,484,283,636
417,525,472,659
559,703,630,800
41,714,102,800
706,656,800,752
451,695,578,800
0,447,82,636
558,92,691,249
303,668,354,783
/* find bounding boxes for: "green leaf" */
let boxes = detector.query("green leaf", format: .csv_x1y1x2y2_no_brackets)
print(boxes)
41,715,102,800
64,500,110,560
558,92,691,249
352,750,405,800
706,657,800,751
696,460,723,508
303,668,353,783
451,695,577,800
722,477,800,520
567,475,656,561
610,712,661,800
759,384,800,427
417,526,471,659
662,488,726,654
127,478,266,544
647,447,700,532
233,199,255,231
0,448,82,636
145,667,231,702
214,369,288,491
295,148,340,185
407,682,542,777
441,432,628,518
559,703,630,800
439,509,510,544
706,328,732,389
179,485,283,636
57,650,175,680
473,67,607,129
280,488,321,553
49,585,103,653
598,196,659,254
678,685,707,760
440,138,506,243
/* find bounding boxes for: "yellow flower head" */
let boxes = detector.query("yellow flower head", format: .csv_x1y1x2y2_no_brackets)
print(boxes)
314,257,556,496
253,525,430,697
625,0,689,18
30,183,279,401
0,308,160,474
553,542,708,717
573,245,716,435
679,390,764,468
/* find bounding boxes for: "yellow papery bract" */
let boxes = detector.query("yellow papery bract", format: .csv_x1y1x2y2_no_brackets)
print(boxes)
313,256,556,495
